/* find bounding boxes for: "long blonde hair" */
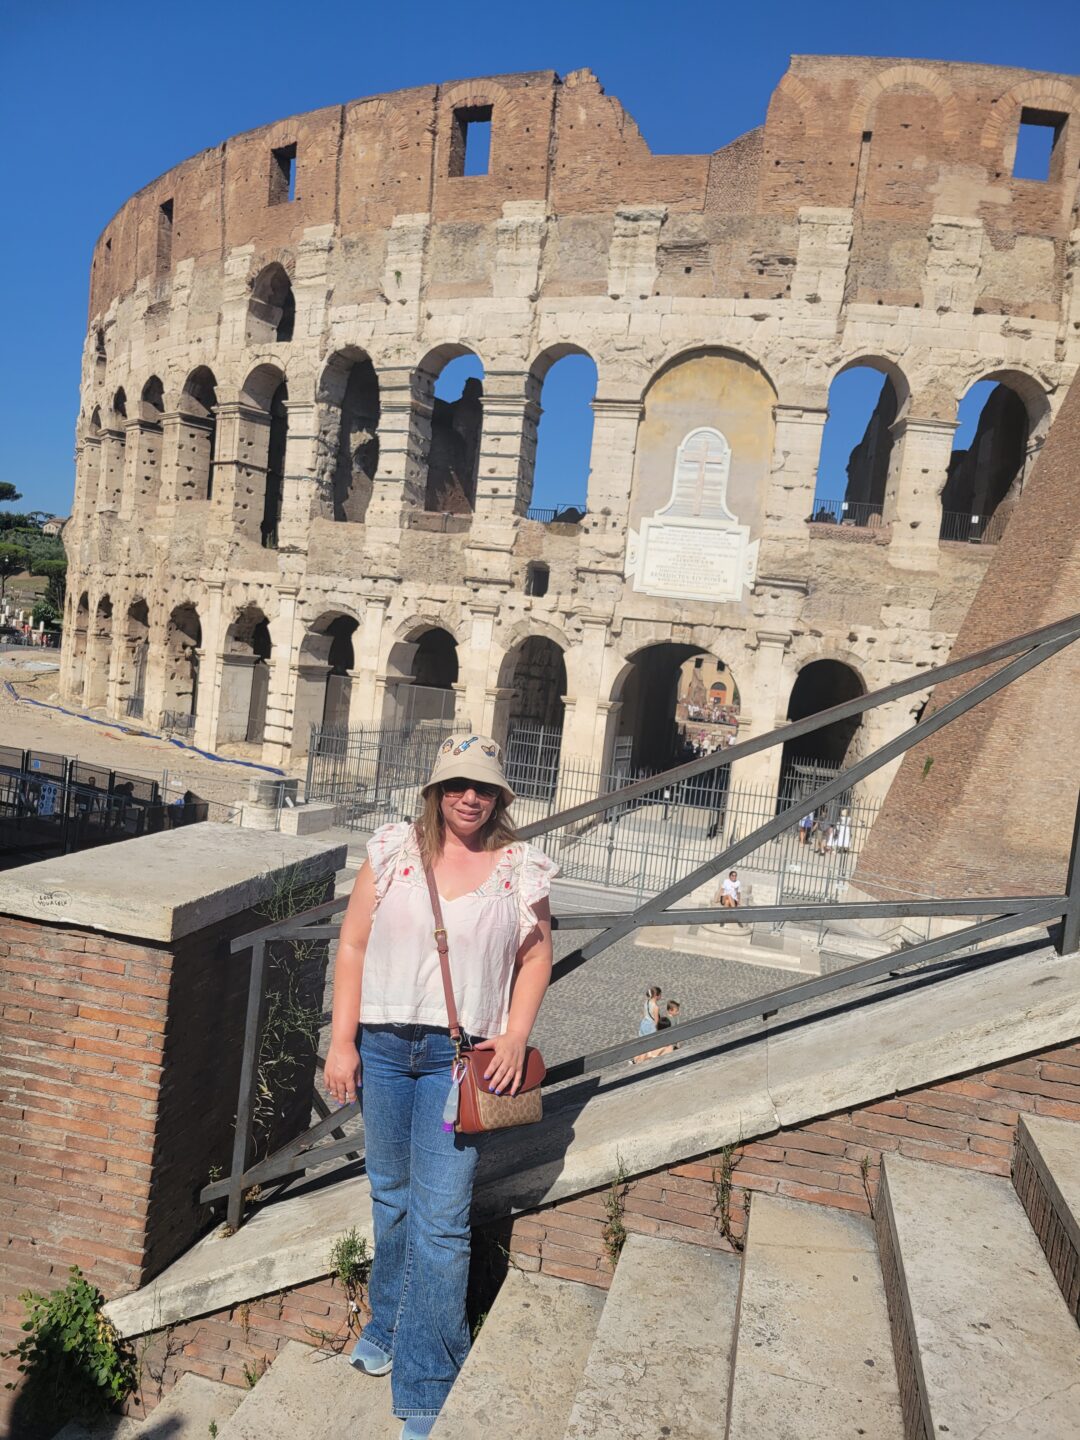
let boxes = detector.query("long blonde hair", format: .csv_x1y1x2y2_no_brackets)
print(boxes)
416,785,517,864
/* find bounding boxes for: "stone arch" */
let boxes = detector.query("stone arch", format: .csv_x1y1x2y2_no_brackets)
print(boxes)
70,592,91,701
643,343,779,405
412,345,485,514
383,620,461,729
523,344,598,517
163,602,202,724
239,362,289,547
981,77,1078,166
219,605,273,747
849,64,962,142
132,377,165,514
293,610,361,750
771,72,825,139
178,367,218,502
317,347,380,523
814,358,912,522
497,633,569,797
140,376,164,421
780,658,866,796
612,639,741,773
246,261,295,345
85,594,114,709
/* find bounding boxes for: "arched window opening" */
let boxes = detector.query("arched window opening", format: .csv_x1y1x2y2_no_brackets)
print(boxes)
616,644,739,774
85,596,113,710
940,381,1029,544
112,388,127,421
387,626,459,729
220,607,273,748
811,366,900,527
262,382,289,548
140,377,164,419
122,600,150,719
246,263,295,345
70,593,91,700
180,368,218,501
423,354,484,514
323,353,380,523
163,604,202,726
95,328,106,360
291,613,359,754
780,660,864,801
528,351,597,520
502,637,567,799
134,379,165,514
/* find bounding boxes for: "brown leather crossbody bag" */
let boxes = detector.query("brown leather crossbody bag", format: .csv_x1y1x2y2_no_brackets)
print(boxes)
422,853,545,1134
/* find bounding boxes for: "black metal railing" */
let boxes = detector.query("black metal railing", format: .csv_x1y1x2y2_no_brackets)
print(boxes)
808,499,885,527
939,510,1009,545
205,612,1080,1230
525,504,587,524
125,696,145,720
0,748,165,859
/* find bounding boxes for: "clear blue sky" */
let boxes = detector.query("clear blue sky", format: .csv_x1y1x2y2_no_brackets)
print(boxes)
1,0,1076,518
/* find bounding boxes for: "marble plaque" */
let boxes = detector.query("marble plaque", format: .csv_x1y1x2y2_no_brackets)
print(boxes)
634,516,753,602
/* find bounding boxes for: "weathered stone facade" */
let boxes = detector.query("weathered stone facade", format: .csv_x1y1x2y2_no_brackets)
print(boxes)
62,58,1080,816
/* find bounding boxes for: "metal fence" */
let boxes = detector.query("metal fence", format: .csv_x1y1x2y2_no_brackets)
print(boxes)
0,747,165,861
939,510,1008,544
306,720,455,828
525,504,587,524
808,499,885,527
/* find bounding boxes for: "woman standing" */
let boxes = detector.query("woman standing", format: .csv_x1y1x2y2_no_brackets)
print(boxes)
639,984,662,1036
324,735,556,1439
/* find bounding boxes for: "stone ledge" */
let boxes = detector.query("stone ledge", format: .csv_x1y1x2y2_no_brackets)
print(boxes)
0,825,347,941
104,940,1080,1336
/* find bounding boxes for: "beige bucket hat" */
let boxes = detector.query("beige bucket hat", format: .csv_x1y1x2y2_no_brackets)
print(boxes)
423,734,516,805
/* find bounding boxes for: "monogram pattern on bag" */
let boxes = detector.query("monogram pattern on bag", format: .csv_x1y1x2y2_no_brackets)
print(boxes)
471,1085,543,1131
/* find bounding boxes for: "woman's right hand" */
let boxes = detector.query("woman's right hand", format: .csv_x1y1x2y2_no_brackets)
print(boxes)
324,1041,361,1105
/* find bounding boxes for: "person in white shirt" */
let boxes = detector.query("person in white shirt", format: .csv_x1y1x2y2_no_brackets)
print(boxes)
721,870,741,907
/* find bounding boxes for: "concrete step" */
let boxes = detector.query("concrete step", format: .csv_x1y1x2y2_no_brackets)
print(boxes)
432,1268,604,1440
1014,1114,1080,1323
563,1234,740,1440
878,1153,1080,1438
218,1339,398,1440
726,1194,903,1440
52,1375,244,1439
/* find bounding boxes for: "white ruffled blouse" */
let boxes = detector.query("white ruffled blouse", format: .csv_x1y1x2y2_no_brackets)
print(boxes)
359,821,558,1039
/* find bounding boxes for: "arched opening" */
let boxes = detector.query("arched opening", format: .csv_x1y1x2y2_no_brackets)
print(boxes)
100,389,128,511
163,603,202,726
812,363,904,526
780,660,865,799
419,351,484,514
246,262,295,345
238,365,288,547
179,367,218,501
134,378,165,514
70,592,90,701
121,599,150,719
81,410,103,513
292,613,359,755
319,349,380,523
385,626,460,729
219,607,273,747
616,643,737,773
940,378,1034,543
85,596,113,709
527,349,597,519
501,637,567,796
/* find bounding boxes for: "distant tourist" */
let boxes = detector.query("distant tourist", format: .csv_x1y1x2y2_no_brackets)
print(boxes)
834,808,852,853
665,999,681,1024
813,807,832,855
632,1015,676,1065
721,870,741,908
798,811,814,846
639,985,662,1036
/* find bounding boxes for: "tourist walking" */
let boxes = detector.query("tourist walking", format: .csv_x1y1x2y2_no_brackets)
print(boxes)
639,984,662,1036
324,735,556,1438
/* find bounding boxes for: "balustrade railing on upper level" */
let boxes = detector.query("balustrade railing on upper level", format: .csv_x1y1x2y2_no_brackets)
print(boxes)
939,510,1008,545
807,498,885,527
525,504,587,524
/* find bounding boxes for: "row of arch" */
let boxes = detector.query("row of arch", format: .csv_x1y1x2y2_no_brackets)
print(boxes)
65,592,869,796
82,336,1053,542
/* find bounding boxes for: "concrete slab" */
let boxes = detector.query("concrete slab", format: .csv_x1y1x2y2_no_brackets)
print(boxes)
0,825,346,940
881,1153,1080,1438
1018,1114,1080,1258
563,1234,739,1439
726,1194,903,1440
217,1340,398,1440
52,1417,139,1439
106,942,1080,1338
431,1269,604,1439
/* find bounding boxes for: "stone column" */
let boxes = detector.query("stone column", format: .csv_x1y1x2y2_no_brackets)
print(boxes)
887,416,957,570
364,366,418,580
156,411,186,517
98,428,126,512
262,585,301,765
461,605,500,734
765,405,828,543
75,436,103,523
193,581,226,752
277,399,321,554
0,827,346,1417
345,595,390,731
473,370,538,520
728,630,793,800
558,615,614,766
213,400,270,545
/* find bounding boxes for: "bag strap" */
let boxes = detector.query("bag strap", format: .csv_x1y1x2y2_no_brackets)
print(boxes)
419,827,463,1046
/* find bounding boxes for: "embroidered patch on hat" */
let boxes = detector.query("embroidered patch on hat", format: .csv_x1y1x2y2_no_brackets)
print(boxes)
440,739,454,754
481,742,497,757
453,736,480,755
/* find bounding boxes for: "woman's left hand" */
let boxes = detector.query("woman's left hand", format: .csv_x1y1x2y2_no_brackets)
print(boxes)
473,1033,527,1096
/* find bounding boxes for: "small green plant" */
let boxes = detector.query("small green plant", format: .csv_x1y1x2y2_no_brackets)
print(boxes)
242,1357,265,1389
601,1155,630,1266
393,268,403,285
860,1154,875,1217
471,1310,488,1340
304,1230,373,1351
712,1140,744,1252
2,1266,137,1426
208,1422,219,1439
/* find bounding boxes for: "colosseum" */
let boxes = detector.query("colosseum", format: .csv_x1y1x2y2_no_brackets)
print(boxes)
61,56,1080,815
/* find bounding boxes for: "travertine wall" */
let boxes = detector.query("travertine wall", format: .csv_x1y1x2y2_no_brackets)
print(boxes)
62,58,1080,831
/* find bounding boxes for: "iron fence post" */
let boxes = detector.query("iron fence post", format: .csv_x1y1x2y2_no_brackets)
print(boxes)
1058,790,1080,957
226,937,268,1233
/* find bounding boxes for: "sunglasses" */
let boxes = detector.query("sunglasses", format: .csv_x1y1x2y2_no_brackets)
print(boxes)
441,780,500,800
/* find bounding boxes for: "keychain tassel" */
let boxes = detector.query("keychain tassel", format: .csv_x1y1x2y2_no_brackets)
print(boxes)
442,1060,465,1133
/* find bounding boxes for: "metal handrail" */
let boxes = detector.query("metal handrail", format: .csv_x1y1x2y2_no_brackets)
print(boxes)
207,611,1080,1229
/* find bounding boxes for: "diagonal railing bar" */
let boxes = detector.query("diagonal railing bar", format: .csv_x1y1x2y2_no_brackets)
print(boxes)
517,611,1080,840
573,626,1077,962
229,896,347,954
553,896,1061,930
226,938,269,1232
543,900,1067,1084
202,1100,364,1203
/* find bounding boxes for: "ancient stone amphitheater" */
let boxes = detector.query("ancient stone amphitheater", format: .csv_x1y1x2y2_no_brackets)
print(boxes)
62,57,1080,805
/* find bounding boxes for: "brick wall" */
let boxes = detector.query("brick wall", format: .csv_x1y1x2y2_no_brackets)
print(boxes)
0,889,331,1436
98,1036,1080,1430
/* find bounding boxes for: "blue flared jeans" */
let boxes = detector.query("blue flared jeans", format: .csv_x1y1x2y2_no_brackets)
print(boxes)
359,1024,481,1421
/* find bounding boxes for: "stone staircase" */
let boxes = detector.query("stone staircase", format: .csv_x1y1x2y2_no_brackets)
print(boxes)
55,1113,1080,1440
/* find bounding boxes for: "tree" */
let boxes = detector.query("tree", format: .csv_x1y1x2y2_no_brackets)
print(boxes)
34,555,67,614
0,542,30,601
0,481,22,505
